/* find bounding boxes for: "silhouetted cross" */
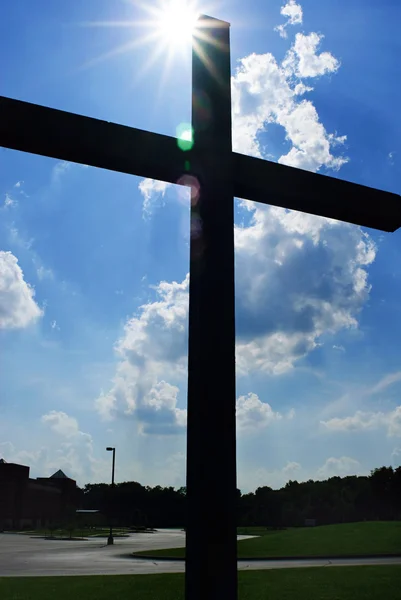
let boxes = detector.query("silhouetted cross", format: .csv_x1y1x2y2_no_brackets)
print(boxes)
1,15,400,600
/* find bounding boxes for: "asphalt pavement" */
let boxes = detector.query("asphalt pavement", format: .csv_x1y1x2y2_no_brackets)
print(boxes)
1,530,400,577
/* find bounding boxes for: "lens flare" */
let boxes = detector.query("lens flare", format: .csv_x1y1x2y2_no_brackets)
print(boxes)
176,123,194,151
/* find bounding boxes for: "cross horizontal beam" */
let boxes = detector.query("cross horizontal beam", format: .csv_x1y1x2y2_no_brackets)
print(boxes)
0,96,185,186
234,153,401,233
1,95,400,232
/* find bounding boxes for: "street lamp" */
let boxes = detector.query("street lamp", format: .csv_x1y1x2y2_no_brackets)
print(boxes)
106,447,115,545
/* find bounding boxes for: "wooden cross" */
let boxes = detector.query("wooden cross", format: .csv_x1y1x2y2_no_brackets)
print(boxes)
1,14,400,600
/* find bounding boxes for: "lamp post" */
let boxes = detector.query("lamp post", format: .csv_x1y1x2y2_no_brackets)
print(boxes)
106,447,115,545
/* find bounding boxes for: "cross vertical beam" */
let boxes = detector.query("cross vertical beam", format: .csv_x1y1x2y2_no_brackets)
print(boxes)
1,13,400,600
185,16,237,600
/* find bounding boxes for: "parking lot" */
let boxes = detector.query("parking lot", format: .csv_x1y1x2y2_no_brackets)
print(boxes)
1,530,400,577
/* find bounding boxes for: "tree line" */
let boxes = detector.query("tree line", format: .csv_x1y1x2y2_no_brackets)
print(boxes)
82,466,401,528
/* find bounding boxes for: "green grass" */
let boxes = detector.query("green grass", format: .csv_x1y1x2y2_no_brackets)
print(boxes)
134,521,401,559
1,567,401,599
237,526,284,536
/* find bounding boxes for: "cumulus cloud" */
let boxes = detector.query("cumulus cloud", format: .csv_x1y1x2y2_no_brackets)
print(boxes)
0,441,48,471
0,251,43,329
275,0,303,38
234,208,375,374
41,411,80,438
139,178,171,217
95,277,189,434
95,287,296,433
95,3,375,433
41,411,107,484
139,6,345,208
96,206,376,423
317,456,361,479
283,32,340,79
231,39,346,171
236,393,283,432
321,406,401,438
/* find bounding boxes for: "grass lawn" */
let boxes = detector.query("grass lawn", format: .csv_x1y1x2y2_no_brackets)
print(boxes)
1,567,401,599
134,521,401,559
237,526,282,536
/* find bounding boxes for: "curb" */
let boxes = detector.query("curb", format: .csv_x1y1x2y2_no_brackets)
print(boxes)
131,552,401,562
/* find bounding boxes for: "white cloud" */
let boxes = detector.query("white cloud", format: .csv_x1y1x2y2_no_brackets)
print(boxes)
51,161,70,184
137,381,187,435
287,408,296,419
370,371,401,395
41,411,107,484
0,441,48,471
281,0,303,24
231,38,346,171
234,208,375,374
283,33,340,79
238,465,291,491
283,461,302,475
7,226,34,250
275,0,303,38
0,441,17,461
140,10,345,209
153,451,186,488
238,461,304,491
139,178,171,216
321,406,401,437
3,193,15,209
236,393,283,432
0,436,110,487
238,456,363,491
0,251,43,329
95,276,189,434
294,82,313,96
96,207,376,422
36,264,54,281
316,456,361,479
392,448,401,465
41,411,80,438
95,5,374,436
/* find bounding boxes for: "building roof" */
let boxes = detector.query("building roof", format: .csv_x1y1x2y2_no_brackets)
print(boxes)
50,469,69,479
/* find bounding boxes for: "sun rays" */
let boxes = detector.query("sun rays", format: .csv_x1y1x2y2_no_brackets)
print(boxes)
79,1,222,82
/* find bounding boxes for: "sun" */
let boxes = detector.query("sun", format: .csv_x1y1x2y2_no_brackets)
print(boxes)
79,0,216,86
156,0,199,46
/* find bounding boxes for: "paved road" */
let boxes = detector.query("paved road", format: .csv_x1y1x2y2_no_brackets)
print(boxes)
1,530,400,577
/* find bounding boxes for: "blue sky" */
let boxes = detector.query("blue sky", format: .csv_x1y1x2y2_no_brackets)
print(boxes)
1,0,401,491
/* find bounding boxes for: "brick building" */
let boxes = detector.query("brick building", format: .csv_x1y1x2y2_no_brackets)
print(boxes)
0,459,82,530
